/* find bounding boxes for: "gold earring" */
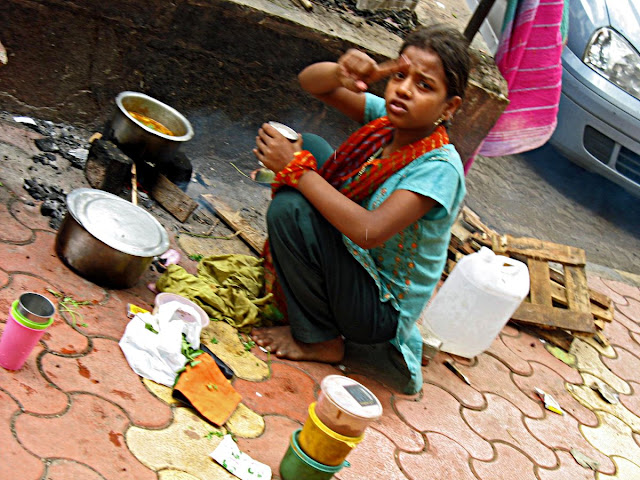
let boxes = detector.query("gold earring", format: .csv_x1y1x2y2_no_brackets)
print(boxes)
434,117,445,127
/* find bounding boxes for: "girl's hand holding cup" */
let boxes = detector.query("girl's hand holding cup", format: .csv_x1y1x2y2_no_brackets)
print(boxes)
253,122,303,174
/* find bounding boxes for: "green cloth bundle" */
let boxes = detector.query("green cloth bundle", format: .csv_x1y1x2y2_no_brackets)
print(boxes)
156,254,281,332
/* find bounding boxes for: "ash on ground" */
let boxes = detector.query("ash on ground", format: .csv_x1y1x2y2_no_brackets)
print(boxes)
5,112,95,228
23,179,68,229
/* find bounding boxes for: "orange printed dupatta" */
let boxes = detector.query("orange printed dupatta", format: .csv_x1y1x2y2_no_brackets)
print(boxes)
263,116,449,321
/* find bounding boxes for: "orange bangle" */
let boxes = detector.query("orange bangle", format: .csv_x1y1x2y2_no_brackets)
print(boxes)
271,150,318,194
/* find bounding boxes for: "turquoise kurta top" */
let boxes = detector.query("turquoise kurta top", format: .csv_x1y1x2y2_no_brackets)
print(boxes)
343,93,466,394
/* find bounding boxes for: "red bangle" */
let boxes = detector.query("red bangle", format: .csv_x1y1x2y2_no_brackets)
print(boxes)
271,150,318,193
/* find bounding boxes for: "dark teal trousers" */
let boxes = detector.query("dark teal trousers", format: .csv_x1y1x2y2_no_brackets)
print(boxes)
266,133,398,344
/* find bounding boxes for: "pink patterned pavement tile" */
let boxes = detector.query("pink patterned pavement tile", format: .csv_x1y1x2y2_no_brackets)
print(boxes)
602,278,640,302
485,335,533,376
0,390,45,480
500,324,522,338
69,293,145,342
10,199,56,233
613,309,640,335
588,276,628,306
604,317,640,359
40,315,90,356
0,273,58,324
524,407,615,474
471,443,537,480
0,203,33,243
336,428,406,480
349,374,425,452
502,331,583,384
459,355,544,419
423,353,486,410
236,414,301,477
395,383,493,461
0,231,107,304
0,338,68,415
232,362,316,424
512,362,598,427
45,459,104,480
617,298,640,329
620,381,640,419
602,346,640,385
398,433,475,480
536,450,596,480
463,393,558,468
14,393,156,480
41,338,172,428
0,268,8,289
251,349,338,390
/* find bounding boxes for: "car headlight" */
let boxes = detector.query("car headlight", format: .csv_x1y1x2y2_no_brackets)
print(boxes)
583,27,640,101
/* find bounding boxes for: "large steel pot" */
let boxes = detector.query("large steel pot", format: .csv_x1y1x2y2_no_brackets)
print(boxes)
108,91,194,162
55,189,169,289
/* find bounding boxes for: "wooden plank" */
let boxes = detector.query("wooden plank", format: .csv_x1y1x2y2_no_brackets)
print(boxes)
461,206,497,236
527,259,553,307
591,302,614,322
548,267,613,311
564,266,591,313
451,218,472,244
512,302,595,334
494,235,586,266
516,324,574,351
150,174,198,222
585,287,613,310
549,280,613,322
200,194,266,254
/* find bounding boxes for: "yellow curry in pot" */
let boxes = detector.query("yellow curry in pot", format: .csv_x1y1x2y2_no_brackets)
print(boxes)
128,111,175,136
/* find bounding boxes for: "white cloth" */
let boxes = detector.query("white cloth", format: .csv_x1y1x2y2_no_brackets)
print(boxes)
119,301,203,386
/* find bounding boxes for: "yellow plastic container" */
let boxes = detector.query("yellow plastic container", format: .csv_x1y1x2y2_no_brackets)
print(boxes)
299,402,364,466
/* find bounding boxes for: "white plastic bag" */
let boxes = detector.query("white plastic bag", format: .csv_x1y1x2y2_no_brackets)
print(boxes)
119,301,203,386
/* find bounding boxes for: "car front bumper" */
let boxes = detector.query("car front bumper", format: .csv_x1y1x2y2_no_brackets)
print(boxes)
549,47,640,198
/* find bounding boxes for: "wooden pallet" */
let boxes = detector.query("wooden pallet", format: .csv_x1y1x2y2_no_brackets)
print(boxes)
447,207,613,350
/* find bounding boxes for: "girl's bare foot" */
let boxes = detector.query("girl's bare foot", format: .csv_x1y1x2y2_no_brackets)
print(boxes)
251,326,344,363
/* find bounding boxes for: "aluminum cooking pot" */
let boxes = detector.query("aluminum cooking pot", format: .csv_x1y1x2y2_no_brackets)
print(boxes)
108,91,194,162
55,188,169,289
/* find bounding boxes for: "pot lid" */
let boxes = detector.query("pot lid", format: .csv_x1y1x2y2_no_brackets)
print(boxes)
320,375,382,420
66,188,169,257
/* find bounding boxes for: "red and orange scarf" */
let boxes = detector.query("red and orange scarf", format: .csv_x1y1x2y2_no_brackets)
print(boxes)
264,116,449,321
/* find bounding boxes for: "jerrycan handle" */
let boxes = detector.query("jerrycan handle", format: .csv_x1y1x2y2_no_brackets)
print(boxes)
499,257,527,276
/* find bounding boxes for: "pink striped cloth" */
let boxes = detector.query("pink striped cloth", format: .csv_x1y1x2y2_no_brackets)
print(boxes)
473,0,565,162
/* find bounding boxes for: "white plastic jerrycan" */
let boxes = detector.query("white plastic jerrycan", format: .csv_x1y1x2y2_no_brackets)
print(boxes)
421,247,530,358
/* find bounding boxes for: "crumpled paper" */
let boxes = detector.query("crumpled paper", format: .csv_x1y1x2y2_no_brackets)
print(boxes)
119,300,203,386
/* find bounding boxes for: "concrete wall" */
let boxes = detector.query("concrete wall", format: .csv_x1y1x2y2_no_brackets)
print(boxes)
0,0,507,162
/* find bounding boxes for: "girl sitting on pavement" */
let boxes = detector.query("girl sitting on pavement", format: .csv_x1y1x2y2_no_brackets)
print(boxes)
251,23,470,393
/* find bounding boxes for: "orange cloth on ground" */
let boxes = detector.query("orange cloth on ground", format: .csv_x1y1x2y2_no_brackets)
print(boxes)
173,353,242,426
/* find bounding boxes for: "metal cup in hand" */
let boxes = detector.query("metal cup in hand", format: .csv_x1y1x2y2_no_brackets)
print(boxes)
268,121,299,142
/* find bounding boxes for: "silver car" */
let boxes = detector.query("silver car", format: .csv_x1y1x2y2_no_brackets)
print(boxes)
550,0,640,198
474,0,640,198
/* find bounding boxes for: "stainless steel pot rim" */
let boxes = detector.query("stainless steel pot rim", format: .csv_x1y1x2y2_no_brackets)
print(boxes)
116,91,194,142
66,188,169,257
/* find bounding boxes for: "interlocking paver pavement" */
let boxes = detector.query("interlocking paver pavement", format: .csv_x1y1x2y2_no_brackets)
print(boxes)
3,117,640,480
